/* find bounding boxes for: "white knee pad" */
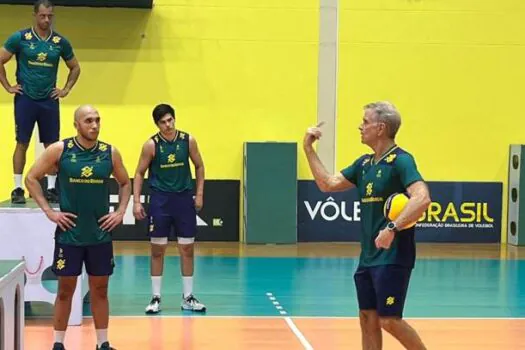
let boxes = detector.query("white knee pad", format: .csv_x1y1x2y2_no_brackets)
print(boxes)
177,237,195,245
150,237,168,245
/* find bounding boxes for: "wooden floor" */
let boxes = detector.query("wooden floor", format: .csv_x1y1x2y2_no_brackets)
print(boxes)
25,317,525,349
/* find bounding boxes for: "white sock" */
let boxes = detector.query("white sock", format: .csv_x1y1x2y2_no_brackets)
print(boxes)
96,329,108,347
183,276,193,298
54,330,65,343
14,174,23,189
152,276,162,297
47,174,57,189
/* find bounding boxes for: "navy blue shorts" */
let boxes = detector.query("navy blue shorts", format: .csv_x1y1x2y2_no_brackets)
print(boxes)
14,94,60,144
147,190,197,239
52,241,114,277
354,265,412,318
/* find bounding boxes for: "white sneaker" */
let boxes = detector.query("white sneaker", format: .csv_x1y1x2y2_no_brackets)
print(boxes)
145,295,161,314
181,294,206,312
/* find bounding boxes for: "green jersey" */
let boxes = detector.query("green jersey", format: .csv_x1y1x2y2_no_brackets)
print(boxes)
56,137,113,246
3,28,74,100
341,146,424,268
147,131,194,193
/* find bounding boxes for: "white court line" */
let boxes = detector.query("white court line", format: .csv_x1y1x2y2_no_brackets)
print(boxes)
64,315,525,320
284,316,314,350
265,292,315,350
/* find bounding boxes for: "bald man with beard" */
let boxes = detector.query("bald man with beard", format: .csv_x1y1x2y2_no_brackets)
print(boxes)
25,105,131,350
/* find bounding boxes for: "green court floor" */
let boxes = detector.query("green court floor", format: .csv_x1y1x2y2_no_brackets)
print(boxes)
30,255,525,318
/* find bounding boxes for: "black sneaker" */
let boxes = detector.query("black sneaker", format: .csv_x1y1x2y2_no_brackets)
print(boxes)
11,187,25,204
96,341,116,350
46,188,59,203
52,342,65,350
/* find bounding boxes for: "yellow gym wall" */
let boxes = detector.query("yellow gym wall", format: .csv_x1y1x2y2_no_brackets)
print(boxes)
0,0,319,201
1,1,521,242
337,0,525,242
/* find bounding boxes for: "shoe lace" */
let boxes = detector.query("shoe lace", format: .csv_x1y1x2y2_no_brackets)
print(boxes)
186,295,200,304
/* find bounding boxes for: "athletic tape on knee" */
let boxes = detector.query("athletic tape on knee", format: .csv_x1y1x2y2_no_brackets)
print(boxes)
177,237,195,245
150,237,168,245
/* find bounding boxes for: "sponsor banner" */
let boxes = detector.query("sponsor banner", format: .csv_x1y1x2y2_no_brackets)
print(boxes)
298,180,502,243
108,179,240,241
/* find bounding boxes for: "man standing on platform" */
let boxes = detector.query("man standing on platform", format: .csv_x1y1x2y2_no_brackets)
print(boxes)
25,105,129,350
0,0,81,204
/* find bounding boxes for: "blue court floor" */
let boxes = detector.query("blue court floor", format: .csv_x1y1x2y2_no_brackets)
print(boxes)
35,255,525,319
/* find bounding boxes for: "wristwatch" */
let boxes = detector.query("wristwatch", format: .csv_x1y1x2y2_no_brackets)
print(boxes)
386,221,399,233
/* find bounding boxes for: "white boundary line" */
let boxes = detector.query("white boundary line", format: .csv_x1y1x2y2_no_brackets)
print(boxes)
284,316,314,350
25,315,525,320
265,292,314,349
